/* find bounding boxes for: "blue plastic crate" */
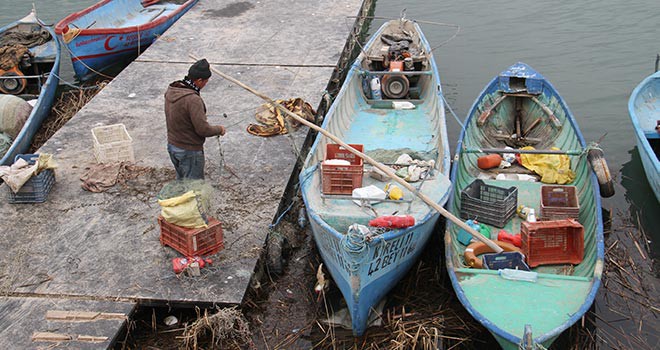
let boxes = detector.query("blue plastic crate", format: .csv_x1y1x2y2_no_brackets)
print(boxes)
6,154,56,204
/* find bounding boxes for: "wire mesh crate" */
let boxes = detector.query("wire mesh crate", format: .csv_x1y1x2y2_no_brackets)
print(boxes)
92,123,134,163
321,144,364,195
7,154,55,204
540,185,579,220
460,179,518,228
159,216,224,256
521,218,584,267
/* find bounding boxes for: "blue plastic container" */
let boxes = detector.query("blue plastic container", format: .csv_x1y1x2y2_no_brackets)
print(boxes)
7,154,55,204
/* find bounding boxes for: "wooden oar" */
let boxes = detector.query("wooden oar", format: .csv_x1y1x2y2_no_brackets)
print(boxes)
190,54,503,253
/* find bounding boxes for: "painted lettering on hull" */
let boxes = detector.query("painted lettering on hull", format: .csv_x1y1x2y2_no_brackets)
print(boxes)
367,231,417,276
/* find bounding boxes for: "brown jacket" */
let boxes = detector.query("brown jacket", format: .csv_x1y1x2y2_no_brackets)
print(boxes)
164,81,223,151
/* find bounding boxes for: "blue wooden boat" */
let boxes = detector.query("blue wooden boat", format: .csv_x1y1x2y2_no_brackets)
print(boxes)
54,0,197,81
628,70,660,202
0,9,61,165
445,62,605,349
299,19,451,336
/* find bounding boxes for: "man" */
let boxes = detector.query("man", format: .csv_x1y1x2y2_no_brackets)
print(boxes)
164,58,225,179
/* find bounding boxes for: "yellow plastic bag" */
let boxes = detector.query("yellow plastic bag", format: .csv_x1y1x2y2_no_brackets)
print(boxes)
519,146,575,184
158,190,208,228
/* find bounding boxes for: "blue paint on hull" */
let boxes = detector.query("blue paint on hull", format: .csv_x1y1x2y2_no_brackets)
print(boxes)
0,13,61,165
56,0,198,81
628,71,660,202
299,19,451,336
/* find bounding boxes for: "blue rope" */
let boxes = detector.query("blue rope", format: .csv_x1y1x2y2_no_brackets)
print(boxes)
441,92,465,132
269,200,295,230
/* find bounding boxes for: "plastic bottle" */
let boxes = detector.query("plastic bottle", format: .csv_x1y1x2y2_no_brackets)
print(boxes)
370,76,382,100
527,209,537,223
499,268,538,283
297,207,307,228
477,154,503,170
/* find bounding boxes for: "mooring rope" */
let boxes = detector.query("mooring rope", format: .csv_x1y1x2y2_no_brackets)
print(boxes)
340,224,370,271
441,92,466,132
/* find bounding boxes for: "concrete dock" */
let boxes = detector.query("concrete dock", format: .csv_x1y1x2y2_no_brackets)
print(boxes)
0,0,366,347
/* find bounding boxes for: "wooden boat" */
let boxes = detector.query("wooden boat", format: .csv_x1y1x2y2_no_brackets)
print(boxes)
54,0,198,81
445,62,605,349
299,19,451,336
0,9,61,165
628,70,660,202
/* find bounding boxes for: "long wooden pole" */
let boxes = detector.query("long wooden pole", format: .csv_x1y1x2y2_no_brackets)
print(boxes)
191,54,503,253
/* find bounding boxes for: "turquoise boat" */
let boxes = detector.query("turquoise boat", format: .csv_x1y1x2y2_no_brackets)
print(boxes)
628,70,660,202
0,9,61,165
299,19,451,336
445,63,604,349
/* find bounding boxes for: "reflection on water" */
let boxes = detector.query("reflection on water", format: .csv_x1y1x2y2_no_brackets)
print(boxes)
621,146,660,259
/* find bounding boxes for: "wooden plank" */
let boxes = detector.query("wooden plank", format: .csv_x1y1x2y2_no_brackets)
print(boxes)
0,297,135,350
46,310,126,321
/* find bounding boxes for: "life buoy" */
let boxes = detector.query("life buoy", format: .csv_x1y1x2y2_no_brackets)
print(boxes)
587,148,615,198
0,66,27,95
464,240,521,268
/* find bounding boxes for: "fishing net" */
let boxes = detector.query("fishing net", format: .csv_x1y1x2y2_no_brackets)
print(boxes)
0,132,12,159
157,179,213,228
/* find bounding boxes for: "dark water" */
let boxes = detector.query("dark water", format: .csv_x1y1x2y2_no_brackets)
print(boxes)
2,0,658,347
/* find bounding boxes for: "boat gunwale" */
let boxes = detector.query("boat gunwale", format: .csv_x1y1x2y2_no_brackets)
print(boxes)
444,62,605,347
627,71,660,174
0,13,61,166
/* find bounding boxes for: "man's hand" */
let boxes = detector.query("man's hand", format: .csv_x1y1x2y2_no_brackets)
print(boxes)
218,125,226,136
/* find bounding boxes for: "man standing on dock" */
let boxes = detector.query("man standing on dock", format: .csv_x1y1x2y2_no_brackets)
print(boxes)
164,58,226,179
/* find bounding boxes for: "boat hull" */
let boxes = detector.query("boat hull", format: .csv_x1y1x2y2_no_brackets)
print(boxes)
299,19,451,336
306,195,443,336
0,12,61,165
628,71,660,202
55,0,198,81
445,62,604,349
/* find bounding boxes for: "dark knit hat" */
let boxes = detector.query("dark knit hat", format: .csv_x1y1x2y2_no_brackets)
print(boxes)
188,58,211,80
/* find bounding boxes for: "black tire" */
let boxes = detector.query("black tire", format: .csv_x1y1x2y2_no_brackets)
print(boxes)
587,148,615,198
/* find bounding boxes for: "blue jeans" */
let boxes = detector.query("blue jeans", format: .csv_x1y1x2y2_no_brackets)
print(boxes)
167,144,205,180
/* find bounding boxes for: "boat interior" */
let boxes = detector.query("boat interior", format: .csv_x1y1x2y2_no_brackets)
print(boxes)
302,20,450,234
0,20,56,98
450,74,599,280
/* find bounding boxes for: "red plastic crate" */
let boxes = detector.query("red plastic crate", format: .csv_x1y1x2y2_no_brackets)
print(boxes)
521,219,584,267
321,144,364,195
540,185,579,220
159,216,224,256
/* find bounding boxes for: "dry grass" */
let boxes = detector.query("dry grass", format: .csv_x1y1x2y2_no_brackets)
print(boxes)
30,83,105,152
179,306,253,350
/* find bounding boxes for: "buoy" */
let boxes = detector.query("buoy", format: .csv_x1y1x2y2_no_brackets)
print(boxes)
477,154,503,170
464,240,521,268
369,215,415,228
587,148,615,198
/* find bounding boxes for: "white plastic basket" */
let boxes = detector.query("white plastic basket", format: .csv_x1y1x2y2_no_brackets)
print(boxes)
91,123,135,163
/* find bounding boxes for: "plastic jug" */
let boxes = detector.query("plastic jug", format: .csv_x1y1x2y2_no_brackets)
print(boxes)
370,77,382,100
